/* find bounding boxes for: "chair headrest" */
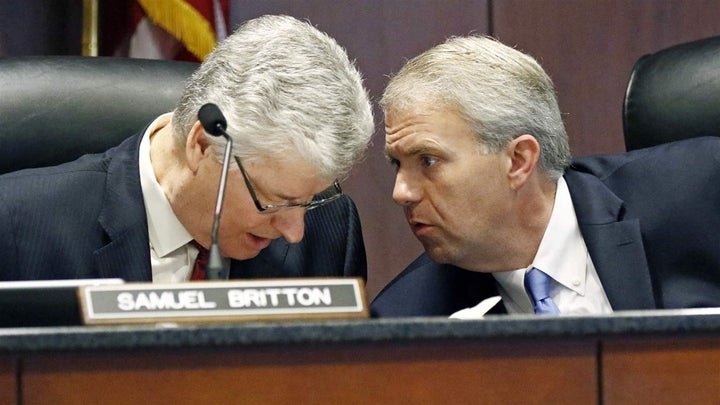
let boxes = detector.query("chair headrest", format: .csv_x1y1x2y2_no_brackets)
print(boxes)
0,56,198,174
623,36,720,151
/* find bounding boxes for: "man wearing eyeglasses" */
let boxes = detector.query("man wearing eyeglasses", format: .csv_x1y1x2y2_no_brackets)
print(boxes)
0,15,374,283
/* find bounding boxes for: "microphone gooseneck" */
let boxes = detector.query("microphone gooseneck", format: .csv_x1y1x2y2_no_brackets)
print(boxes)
197,103,232,280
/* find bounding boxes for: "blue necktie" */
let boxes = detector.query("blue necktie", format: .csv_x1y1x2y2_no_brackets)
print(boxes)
524,267,560,315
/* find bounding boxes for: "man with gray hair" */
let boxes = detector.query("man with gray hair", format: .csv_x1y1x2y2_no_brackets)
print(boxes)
371,35,720,317
0,15,374,282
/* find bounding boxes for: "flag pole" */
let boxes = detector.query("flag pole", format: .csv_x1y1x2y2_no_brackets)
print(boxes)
81,0,99,56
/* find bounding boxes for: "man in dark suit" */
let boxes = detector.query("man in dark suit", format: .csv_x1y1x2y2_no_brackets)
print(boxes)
0,15,374,283
371,35,720,317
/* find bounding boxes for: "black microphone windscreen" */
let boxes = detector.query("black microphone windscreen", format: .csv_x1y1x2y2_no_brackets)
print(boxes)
198,103,227,136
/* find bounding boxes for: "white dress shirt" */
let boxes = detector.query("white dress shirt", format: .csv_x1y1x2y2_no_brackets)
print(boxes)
493,178,613,315
139,113,199,283
451,178,613,318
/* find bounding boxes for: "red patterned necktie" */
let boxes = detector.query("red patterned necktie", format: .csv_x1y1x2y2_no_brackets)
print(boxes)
190,240,209,281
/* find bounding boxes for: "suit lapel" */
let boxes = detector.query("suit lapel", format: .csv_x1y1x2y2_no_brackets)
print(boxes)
94,226,152,281
565,170,656,310
95,133,152,281
579,221,655,310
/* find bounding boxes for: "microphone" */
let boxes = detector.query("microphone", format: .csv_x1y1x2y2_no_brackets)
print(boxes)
197,103,232,280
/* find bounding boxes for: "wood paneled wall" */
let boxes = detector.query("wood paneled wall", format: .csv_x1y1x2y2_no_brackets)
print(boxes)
493,0,720,156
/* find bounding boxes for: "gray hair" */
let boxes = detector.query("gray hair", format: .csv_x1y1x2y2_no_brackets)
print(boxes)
380,35,571,179
173,15,374,181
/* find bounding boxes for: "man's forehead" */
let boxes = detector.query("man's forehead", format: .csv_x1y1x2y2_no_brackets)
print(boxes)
385,134,444,158
385,109,474,152
244,155,329,196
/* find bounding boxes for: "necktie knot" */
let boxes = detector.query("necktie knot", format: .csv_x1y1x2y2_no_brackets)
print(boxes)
190,240,209,281
524,267,560,315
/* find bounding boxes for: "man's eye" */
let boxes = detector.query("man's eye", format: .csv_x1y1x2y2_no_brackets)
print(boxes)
388,158,400,171
421,156,437,167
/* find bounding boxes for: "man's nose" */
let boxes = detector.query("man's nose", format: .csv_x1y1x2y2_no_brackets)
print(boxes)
392,170,421,206
270,208,306,243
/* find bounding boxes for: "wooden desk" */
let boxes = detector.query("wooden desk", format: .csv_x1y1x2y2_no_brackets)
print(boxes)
1,310,719,404
0,356,16,405
603,336,720,404
21,340,595,404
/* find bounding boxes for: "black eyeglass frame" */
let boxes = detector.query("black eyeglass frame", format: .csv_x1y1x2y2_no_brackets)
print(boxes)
233,156,343,213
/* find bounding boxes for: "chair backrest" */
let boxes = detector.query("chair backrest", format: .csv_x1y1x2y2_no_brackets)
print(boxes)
0,56,198,174
623,36,720,151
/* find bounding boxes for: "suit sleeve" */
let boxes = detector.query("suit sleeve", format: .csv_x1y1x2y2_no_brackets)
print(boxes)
0,190,19,280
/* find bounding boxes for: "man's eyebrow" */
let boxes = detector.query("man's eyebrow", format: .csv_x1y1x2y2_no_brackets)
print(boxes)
385,142,440,159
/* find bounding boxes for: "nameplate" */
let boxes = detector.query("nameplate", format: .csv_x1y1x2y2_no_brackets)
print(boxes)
78,278,368,325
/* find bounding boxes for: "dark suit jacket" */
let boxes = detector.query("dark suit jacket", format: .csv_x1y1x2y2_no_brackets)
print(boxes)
0,132,366,281
371,136,720,317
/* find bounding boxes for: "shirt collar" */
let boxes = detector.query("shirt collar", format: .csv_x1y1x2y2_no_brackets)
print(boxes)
139,113,193,257
531,177,587,295
493,177,588,310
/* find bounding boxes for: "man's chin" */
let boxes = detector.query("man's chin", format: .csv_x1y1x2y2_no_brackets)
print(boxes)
222,234,275,260
222,246,264,261
423,243,454,265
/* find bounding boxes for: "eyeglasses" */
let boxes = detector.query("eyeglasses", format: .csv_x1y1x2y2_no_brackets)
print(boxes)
234,156,343,213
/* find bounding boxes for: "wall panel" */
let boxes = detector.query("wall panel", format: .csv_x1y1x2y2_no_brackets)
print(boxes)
492,0,720,156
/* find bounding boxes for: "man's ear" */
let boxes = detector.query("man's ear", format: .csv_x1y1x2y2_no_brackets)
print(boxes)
186,120,209,173
506,134,540,190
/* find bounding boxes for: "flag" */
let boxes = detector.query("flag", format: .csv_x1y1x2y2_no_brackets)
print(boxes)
103,0,229,61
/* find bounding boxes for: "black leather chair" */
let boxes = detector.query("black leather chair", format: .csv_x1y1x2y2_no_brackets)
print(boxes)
623,36,720,151
0,56,198,174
